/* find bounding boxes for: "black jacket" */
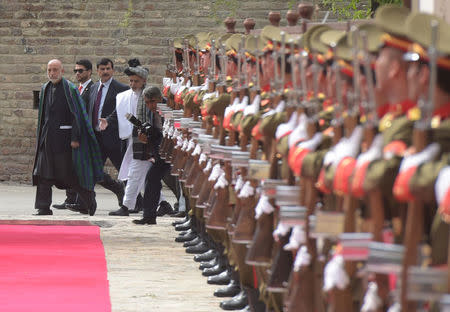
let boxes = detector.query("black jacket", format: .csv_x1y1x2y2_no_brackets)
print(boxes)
87,79,129,148
132,111,163,161
80,80,94,108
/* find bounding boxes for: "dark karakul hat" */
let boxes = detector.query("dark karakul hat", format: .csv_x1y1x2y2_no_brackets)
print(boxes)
124,58,149,79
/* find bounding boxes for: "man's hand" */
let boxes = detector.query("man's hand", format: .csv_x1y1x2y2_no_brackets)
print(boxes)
138,131,148,143
99,118,108,130
149,157,155,163
71,141,80,149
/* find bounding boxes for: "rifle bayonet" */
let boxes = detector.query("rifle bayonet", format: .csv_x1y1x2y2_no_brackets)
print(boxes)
280,31,286,93
351,26,361,116
422,19,439,131
331,42,343,126
210,39,216,82
194,38,200,76
360,31,377,127
254,48,262,93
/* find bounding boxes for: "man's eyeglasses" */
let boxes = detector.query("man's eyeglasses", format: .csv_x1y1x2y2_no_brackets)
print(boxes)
73,69,86,73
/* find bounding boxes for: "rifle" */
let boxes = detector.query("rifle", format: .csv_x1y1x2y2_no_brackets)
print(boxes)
183,38,191,80
208,39,217,93
193,37,200,86
359,30,391,307
400,19,439,312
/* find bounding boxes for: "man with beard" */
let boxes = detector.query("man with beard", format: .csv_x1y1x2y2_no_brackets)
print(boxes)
53,59,94,210
33,59,103,216
99,59,150,216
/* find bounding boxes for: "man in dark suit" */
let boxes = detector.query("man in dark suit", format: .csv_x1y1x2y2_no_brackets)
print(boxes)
53,59,95,210
89,58,129,206
68,58,129,214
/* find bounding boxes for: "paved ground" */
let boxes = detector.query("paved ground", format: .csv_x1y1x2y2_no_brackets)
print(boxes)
0,183,224,312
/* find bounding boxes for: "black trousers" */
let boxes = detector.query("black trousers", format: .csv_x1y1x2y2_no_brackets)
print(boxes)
64,134,126,204
143,159,170,219
35,177,95,210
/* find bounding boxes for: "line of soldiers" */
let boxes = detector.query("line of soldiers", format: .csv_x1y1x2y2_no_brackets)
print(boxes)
158,5,449,312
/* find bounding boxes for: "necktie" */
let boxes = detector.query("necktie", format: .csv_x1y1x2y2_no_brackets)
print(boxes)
93,84,104,128
78,85,83,93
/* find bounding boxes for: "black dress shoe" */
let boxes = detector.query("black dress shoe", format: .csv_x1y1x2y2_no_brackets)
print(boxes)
175,231,197,243
214,280,241,298
170,211,186,218
194,249,218,262
185,241,209,254
34,209,53,216
172,216,188,226
52,202,70,209
202,263,226,277
199,257,218,270
175,221,191,232
219,290,248,310
132,218,157,225
183,236,202,247
156,201,174,216
66,203,88,214
207,270,231,285
178,229,191,236
108,207,129,216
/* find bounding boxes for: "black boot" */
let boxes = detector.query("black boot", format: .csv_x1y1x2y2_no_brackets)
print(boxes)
243,286,266,312
175,219,191,231
214,279,241,297
207,270,231,285
199,257,218,270
219,290,248,310
202,263,226,277
183,236,203,247
194,249,218,262
175,230,197,243
185,241,209,254
172,216,189,226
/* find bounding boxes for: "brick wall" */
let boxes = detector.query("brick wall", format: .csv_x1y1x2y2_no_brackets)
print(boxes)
0,0,331,183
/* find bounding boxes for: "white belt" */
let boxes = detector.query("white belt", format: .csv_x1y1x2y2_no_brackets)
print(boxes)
59,125,72,129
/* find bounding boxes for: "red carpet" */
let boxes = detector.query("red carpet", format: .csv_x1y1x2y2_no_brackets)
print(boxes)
0,224,111,312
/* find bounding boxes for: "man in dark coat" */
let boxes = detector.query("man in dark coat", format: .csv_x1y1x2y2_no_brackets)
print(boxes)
33,59,103,216
88,58,129,206
53,59,95,210
69,58,129,215
132,86,167,225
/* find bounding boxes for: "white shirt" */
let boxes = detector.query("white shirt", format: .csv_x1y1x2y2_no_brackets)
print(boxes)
116,89,142,139
98,77,113,121
78,79,92,95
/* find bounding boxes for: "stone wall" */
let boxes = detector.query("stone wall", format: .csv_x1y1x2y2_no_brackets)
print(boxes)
0,0,330,183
